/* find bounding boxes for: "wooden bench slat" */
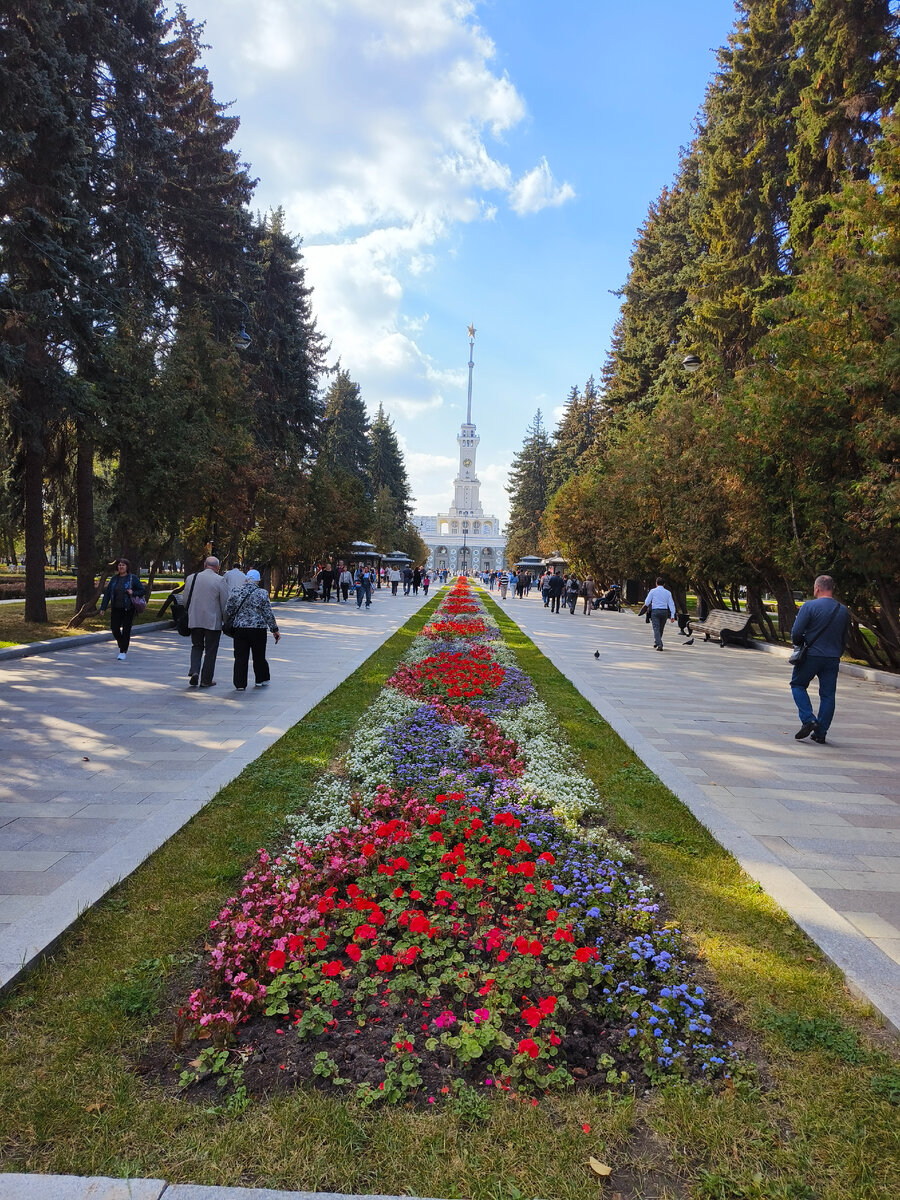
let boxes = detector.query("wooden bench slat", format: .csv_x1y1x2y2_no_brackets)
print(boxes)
691,608,755,646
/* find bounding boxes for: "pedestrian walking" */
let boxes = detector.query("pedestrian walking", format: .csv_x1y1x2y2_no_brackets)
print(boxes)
643,576,676,650
508,570,518,598
547,569,564,614
499,571,509,600
225,569,281,691
338,565,353,603
581,576,595,614
790,574,850,744
355,566,373,609
565,575,580,614
99,558,146,661
318,562,334,603
223,562,246,594
412,567,421,595
181,556,229,687
422,572,431,596
389,567,401,595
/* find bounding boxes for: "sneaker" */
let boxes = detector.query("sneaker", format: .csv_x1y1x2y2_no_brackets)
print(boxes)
254,681,269,688
199,681,217,688
235,686,246,691
189,674,199,687
117,652,127,661
794,720,817,740
810,731,827,744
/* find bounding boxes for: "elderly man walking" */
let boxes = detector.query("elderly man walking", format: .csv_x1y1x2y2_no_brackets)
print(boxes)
643,576,676,650
182,556,229,688
790,574,850,744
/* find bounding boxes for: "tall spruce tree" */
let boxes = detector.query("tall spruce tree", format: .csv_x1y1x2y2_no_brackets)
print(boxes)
691,0,808,374
367,404,411,533
551,376,606,485
603,154,700,413
505,410,552,564
789,0,900,250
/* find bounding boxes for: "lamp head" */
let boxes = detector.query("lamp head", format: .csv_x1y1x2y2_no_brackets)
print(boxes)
234,325,251,352
682,353,701,374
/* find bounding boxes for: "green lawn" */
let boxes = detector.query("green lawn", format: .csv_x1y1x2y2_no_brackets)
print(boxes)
0,594,175,649
0,587,896,1199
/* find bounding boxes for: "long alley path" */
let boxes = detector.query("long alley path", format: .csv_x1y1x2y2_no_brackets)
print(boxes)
500,588,900,1034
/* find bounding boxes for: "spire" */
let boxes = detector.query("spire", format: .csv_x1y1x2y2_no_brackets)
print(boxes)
466,323,476,425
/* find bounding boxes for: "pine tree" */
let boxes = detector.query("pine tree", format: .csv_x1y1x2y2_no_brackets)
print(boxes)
551,375,606,486
603,154,700,412
319,368,370,478
505,410,552,564
367,404,411,529
0,0,99,620
789,0,900,249
691,0,808,373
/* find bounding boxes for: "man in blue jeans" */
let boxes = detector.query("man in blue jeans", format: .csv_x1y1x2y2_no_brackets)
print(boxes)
790,575,850,744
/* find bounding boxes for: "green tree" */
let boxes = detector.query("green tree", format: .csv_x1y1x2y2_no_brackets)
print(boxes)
550,376,606,484
367,404,411,534
505,410,552,564
789,0,900,250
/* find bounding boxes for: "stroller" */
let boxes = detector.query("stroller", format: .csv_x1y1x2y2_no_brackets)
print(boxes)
595,584,622,611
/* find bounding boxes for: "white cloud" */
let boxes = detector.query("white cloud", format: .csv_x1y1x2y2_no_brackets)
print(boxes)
189,1,568,430
509,157,576,216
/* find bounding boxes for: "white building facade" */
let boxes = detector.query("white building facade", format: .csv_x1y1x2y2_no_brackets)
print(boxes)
412,328,507,575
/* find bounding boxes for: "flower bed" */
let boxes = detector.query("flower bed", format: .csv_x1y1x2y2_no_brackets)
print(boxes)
178,580,735,1106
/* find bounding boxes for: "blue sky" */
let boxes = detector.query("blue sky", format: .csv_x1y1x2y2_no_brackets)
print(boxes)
181,0,737,522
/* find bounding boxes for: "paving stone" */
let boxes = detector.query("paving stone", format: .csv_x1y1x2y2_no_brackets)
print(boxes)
0,1175,166,1199
502,593,900,1034
0,593,432,991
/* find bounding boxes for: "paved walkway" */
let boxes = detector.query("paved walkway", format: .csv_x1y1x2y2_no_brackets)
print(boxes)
0,588,431,990
500,590,900,1034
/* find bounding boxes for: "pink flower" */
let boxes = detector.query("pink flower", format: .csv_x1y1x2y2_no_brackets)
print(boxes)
434,1009,456,1029
473,1008,490,1024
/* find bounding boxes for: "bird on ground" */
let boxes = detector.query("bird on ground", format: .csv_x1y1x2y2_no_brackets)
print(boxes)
593,650,600,659
683,637,694,646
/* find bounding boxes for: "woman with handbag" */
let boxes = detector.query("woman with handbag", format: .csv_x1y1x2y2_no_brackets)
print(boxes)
99,558,146,661
224,569,281,691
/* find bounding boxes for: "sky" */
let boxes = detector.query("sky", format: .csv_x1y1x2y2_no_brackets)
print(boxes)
179,0,738,524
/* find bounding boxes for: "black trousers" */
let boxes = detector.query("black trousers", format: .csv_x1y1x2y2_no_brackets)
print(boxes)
190,628,221,684
111,607,134,652
550,594,561,613
322,582,332,602
232,627,270,688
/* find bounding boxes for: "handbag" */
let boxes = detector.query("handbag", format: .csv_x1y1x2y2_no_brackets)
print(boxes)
175,574,198,637
131,595,147,614
789,600,841,666
222,589,252,638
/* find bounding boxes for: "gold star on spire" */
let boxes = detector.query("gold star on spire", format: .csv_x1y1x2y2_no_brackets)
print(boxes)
467,323,476,339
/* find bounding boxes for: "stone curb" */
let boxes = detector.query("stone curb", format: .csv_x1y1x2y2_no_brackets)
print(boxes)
0,1178,446,1200
747,637,900,690
0,621,172,662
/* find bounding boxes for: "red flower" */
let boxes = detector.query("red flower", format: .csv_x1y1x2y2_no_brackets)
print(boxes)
549,1031,561,1046
574,946,596,962
314,935,328,951
393,886,405,898
528,940,543,956
267,949,286,971
354,924,377,941
288,934,304,954
361,843,376,856
429,831,444,844
517,1038,540,1059
376,954,396,971
546,909,559,921
345,944,362,963
322,960,343,977
514,839,532,853
409,914,430,933
521,1006,542,1028
514,935,530,954
538,851,556,865
538,996,557,1015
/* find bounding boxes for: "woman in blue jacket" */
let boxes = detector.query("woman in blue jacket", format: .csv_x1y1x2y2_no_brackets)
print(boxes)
99,558,146,661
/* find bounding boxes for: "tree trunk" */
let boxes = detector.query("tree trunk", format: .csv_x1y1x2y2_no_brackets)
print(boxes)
75,432,97,610
746,582,776,641
23,444,48,623
771,576,798,639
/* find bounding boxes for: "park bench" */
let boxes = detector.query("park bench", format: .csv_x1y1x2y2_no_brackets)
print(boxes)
300,580,321,601
691,608,756,646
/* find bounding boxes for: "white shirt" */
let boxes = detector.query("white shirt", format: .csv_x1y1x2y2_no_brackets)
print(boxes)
644,585,675,617
223,568,247,593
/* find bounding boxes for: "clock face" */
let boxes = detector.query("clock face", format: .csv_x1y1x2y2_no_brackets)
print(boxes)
463,457,472,467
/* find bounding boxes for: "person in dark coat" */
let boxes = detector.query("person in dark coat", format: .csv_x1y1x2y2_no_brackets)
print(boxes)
99,558,146,661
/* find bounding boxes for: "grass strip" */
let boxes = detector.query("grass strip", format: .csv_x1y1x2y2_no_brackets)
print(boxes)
0,596,175,647
0,588,896,1199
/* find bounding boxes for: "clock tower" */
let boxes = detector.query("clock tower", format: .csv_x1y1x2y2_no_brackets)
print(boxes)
411,324,506,575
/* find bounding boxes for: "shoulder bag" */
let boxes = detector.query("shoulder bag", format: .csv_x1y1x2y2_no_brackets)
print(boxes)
788,600,841,666
222,588,252,638
175,574,198,637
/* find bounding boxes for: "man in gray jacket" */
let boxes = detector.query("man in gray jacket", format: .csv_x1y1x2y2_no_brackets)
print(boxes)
183,557,229,688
